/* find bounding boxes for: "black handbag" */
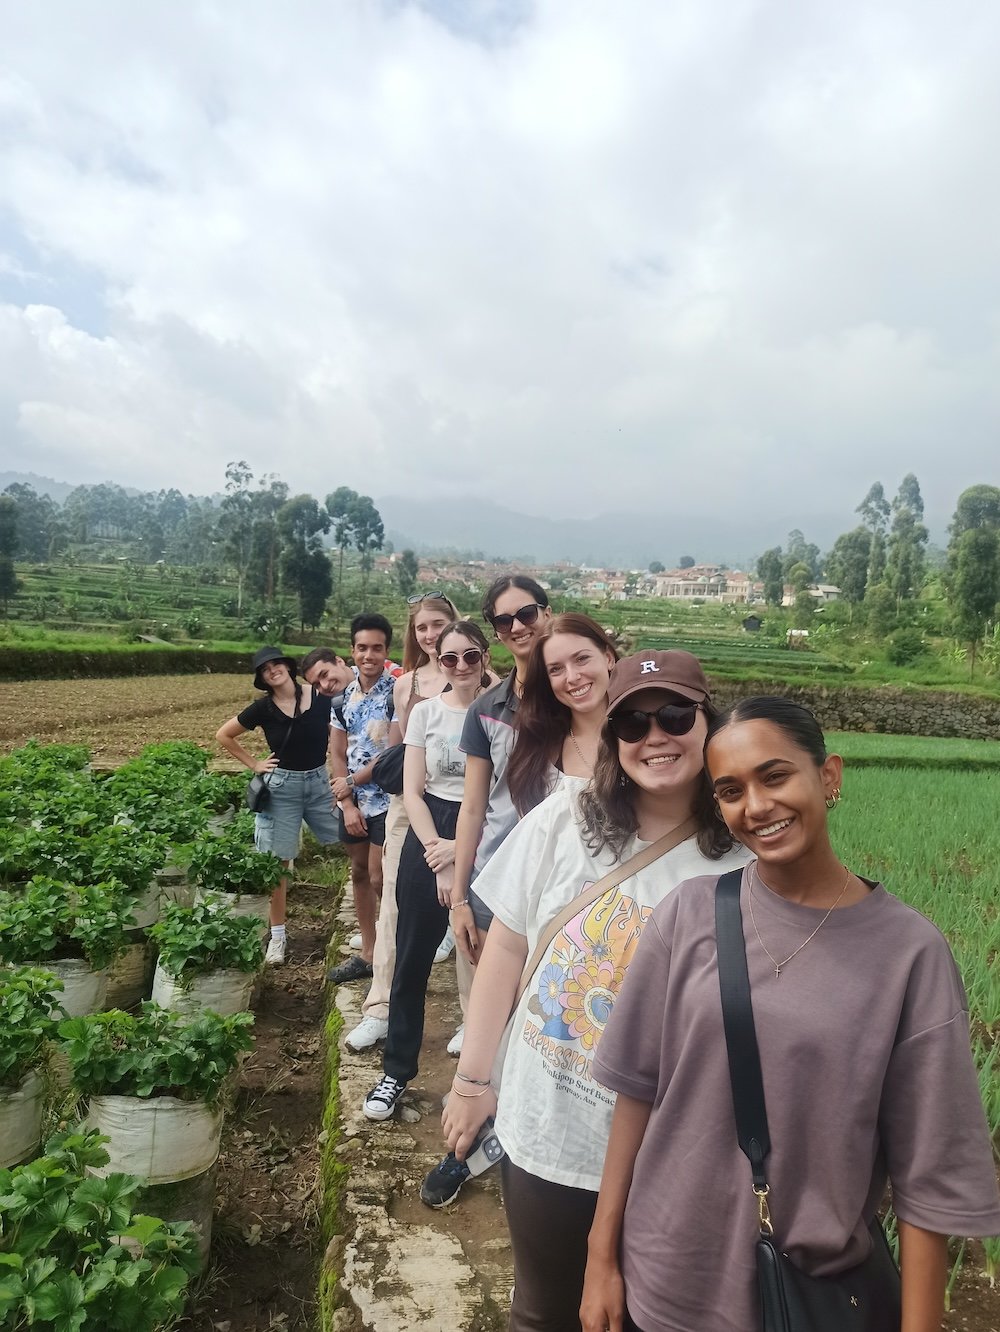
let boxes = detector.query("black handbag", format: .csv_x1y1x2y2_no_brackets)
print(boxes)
244,705,298,813
370,742,405,796
715,869,901,1332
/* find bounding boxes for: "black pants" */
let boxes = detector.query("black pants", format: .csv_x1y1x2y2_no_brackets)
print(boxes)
383,792,460,1083
501,1157,600,1332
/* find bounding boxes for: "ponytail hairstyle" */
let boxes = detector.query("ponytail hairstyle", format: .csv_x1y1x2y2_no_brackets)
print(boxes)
402,594,460,673
482,574,549,626
435,620,492,689
705,696,827,765
508,614,619,816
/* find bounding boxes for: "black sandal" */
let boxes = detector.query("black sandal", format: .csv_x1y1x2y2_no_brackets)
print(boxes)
327,954,374,984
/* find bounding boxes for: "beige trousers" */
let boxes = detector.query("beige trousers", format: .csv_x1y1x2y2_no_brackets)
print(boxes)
361,793,473,1023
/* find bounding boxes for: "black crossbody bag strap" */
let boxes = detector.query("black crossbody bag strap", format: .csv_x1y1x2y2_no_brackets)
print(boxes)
262,694,301,790
715,868,771,1199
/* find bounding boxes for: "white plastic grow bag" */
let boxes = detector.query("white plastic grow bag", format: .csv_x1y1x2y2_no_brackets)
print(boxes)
194,887,271,934
35,957,108,1017
105,940,153,1009
128,882,161,930
151,962,255,1017
87,1094,222,1183
0,1069,45,1168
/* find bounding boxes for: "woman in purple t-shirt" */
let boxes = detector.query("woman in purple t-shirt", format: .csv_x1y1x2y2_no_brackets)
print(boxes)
584,697,1000,1332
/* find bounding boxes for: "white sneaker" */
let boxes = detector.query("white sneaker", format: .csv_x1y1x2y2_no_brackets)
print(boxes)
265,934,286,966
434,926,456,964
349,932,362,951
446,1024,464,1056
363,1074,406,1121
346,1015,389,1053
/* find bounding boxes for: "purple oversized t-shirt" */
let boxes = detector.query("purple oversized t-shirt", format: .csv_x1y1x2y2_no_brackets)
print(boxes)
593,868,1000,1332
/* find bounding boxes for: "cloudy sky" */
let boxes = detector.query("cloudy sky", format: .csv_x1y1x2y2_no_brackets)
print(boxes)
1,0,998,531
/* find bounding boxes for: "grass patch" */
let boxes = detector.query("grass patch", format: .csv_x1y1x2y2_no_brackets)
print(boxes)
830,732,1000,770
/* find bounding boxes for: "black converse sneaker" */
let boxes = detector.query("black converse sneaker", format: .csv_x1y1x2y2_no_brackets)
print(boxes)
363,1074,406,1121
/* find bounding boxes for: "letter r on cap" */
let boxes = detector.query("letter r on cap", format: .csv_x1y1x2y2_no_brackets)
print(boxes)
639,660,660,674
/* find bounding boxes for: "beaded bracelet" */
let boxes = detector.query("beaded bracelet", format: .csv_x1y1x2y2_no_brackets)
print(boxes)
455,1071,490,1087
449,898,470,911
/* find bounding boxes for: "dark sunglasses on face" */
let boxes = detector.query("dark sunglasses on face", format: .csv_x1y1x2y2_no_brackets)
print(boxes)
608,701,700,744
407,589,446,604
438,648,484,669
490,602,544,634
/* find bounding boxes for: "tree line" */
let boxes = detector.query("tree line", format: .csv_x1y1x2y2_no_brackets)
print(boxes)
0,465,417,630
753,475,1000,672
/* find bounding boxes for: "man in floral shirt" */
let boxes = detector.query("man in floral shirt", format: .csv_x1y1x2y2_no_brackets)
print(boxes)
328,613,396,984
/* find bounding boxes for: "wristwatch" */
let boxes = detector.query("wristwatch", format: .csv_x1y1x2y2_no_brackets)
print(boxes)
345,774,355,790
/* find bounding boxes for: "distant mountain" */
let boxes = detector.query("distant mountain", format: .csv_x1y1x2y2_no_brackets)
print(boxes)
376,494,872,569
0,471,79,504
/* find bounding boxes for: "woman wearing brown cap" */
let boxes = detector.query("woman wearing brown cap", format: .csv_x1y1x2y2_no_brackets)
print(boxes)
441,651,749,1332
216,646,341,965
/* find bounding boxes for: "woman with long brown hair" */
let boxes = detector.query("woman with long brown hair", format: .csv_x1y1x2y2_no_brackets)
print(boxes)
507,614,619,818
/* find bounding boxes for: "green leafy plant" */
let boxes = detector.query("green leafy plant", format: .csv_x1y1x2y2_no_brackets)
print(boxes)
187,834,283,897
0,880,132,972
148,901,265,980
0,1126,199,1331
58,1004,254,1105
0,968,65,1090
45,828,169,900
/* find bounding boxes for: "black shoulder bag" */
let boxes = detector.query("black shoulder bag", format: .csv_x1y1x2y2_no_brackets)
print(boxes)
245,699,299,813
714,868,901,1332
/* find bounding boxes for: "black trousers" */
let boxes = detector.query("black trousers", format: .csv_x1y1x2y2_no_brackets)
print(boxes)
382,792,460,1083
501,1157,600,1332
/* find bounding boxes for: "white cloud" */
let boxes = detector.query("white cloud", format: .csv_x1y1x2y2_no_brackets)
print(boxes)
1,0,998,535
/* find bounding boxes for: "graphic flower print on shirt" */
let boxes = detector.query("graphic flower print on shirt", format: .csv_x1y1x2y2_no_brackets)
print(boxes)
332,671,395,818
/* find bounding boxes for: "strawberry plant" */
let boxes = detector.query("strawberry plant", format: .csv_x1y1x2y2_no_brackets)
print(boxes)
187,835,283,897
0,1126,199,1330
58,1005,254,1104
0,879,132,972
149,900,265,980
0,968,65,1090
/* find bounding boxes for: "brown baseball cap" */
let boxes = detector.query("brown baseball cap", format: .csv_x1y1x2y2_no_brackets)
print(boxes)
607,650,710,713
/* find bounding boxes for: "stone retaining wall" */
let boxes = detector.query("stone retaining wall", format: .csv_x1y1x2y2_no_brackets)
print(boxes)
709,680,1000,741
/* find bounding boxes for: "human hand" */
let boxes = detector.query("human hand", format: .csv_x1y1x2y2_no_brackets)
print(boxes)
442,1083,497,1162
254,755,279,774
332,776,353,800
450,903,480,964
435,864,455,907
579,1254,625,1332
425,838,456,872
342,804,367,837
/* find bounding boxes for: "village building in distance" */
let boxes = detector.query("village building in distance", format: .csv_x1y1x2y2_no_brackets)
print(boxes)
375,555,840,607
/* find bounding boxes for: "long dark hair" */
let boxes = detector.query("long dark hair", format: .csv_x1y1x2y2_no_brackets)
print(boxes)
578,698,735,860
482,574,549,624
508,614,619,816
705,696,827,766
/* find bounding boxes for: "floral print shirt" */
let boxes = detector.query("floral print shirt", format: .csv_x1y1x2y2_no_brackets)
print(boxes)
330,670,395,818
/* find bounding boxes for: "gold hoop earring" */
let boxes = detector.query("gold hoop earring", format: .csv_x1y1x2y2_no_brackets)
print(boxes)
825,788,841,810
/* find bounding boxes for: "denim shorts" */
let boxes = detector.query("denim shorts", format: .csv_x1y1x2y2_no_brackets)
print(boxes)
254,765,341,862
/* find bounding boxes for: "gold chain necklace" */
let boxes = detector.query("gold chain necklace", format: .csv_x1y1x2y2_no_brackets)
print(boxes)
568,729,594,774
747,860,852,978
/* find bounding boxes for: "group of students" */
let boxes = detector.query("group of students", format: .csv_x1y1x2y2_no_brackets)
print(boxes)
219,576,1000,1332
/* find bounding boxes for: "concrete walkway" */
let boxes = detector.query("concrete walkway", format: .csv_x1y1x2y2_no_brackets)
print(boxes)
331,894,513,1332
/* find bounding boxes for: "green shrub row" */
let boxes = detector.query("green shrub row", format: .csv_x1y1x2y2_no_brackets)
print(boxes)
0,646,256,680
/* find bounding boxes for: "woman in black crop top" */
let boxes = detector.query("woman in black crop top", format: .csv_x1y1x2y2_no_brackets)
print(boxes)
216,646,341,965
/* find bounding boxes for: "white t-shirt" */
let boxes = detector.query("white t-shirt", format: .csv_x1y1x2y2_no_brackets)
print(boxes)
403,694,471,802
474,783,749,1191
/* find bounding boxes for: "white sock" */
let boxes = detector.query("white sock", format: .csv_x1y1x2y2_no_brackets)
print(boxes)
271,925,286,941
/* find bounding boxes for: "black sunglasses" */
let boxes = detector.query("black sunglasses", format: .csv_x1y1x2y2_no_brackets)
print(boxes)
438,648,484,669
407,589,446,604
608,702,700,744
490,602,545,635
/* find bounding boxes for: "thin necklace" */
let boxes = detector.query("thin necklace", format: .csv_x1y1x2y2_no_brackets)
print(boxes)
568,729,594,774
747,860,852,979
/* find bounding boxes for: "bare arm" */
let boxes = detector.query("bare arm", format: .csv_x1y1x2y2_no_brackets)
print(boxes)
898,1221,947,1332
215,718,275,774
580,1093,654,1332
449,755,492,962
441,918,527,1160
402,743,438,849
387,673,410,745
329,726,366,835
